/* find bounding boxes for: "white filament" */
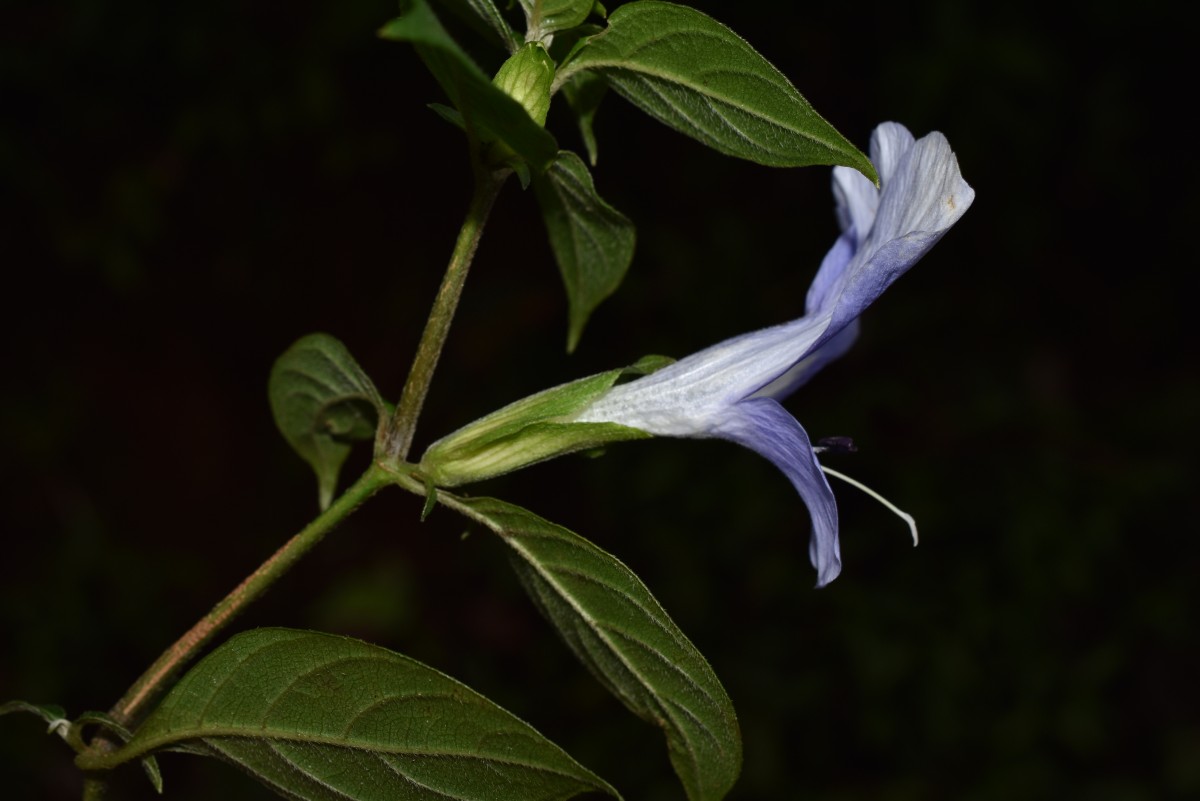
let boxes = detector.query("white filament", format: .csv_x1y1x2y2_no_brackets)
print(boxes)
820,466,919,546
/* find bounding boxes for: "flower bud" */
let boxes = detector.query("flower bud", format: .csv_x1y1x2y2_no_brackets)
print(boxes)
492,43,554,127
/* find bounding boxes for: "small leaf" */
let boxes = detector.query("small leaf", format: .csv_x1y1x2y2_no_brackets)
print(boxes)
440,496,742,801
269,333,385,510
71,713,166,797
533,150,635,351
556,1,877,181
427,102,466,131
2,700,75,746
79,628,619,801
380,0,558,171
519,0,595,41
1,700,67,727
420,363,650,486
561,71,607,165
435,0,521,53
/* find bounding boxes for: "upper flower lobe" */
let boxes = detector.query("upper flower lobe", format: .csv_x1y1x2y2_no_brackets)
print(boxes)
576,122,975,586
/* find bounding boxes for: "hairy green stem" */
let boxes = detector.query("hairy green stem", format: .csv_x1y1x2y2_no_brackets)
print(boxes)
99,465,391,736
383,167,507,462
82,777,108,800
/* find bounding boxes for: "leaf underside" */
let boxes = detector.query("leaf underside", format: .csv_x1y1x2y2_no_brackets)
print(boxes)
106,628,619,801
443,495,742,801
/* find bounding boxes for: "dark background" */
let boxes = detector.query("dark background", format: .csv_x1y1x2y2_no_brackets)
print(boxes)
2,1,1196,799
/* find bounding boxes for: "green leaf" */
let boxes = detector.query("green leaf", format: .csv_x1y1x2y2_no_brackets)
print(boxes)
439,496,742,801
435,0,521,53
79,628,619,801
72,712,166,794
380,0,558,171
0,704,164,791
519,0,595,41
556,1,877,181
1,700,67,728
533,150,634,351
561,71,607,165
419,362,654,486
427,101,466,131
268,333,385,511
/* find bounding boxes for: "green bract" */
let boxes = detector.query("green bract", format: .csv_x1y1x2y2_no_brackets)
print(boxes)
419,356,671,486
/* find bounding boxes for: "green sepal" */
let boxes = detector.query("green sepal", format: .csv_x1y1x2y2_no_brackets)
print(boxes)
533,149,635,351
421,481,439,520
268,333,386,511
419,357,670,486
556,1,878,182
437,494,742,801
76,628,620,801
380,0,558,172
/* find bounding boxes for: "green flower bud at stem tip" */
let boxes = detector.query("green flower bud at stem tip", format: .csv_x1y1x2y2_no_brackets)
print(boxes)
493,43,554,127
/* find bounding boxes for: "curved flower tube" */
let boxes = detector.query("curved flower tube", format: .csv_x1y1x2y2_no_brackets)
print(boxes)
575,122,975,586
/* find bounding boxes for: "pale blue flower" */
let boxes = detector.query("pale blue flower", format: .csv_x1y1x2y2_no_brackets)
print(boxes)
575,122,974,586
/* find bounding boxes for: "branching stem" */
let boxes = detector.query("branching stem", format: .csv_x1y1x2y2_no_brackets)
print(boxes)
81,160,507,797
98,465,391,737
384,166,508,462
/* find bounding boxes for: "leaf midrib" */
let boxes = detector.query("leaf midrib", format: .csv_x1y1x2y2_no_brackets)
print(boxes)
121,726,594,779
455,499,726,793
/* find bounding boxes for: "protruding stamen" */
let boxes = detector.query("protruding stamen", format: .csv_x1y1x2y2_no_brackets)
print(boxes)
820,466,919,546
814,436,858,454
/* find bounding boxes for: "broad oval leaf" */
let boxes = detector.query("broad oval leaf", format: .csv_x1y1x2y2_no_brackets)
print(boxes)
380,0,558,171
269,333,385,510
556,1,877,181
533,150,635,351
440,495,741,801
80,628,619,801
